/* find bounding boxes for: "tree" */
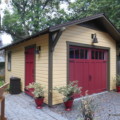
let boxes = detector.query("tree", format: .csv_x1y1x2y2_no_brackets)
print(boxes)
1,0,120,42
1,0,70,41
68,0,120,29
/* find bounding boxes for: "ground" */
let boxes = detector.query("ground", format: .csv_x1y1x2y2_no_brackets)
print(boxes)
5,92,120,120
5,93,67,120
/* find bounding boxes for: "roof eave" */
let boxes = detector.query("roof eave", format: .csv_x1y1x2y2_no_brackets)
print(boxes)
49,13,104,32
0,28,49,50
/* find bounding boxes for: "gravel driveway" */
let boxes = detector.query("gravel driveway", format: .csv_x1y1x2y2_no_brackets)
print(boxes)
50,91,120,120
5,91,120,120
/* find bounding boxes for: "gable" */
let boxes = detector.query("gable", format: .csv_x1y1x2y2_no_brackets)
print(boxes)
79,20,107,32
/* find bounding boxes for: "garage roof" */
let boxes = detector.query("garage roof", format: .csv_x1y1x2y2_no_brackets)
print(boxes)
0,13,120,50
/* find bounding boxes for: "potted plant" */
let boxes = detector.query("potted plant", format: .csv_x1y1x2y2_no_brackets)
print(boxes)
27,82,45,109
54,81,82,111
115,75,120,92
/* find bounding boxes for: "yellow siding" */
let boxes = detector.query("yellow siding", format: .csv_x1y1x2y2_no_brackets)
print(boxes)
52,25,116,105
5,34,49,104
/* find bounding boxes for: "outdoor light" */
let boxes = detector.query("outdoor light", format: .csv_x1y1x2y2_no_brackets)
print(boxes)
36,46,41,54
91,33,98,43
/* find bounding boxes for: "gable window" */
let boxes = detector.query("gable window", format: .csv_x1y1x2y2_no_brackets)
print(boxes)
8,51,11,71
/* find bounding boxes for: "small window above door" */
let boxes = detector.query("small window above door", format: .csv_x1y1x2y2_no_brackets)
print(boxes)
69,48,74,58
91,50,105,60
69,47,88,59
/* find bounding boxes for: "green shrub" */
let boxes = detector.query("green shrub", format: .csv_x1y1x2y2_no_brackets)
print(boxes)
115,74,120,86
0,81,4,86
27,82,45,98
0,62,5,69
0,76,5,81
54,81,82,102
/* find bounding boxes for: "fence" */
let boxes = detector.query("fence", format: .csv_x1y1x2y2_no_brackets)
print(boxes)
0,83,8,120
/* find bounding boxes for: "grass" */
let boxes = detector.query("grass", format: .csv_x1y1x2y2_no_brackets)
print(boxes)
0,81,4,86
0,76,5,86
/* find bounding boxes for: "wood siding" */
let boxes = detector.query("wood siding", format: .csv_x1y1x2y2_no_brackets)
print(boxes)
52,25,116,105
5,34,49,104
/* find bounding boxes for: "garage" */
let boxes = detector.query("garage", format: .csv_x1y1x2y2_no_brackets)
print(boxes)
69,46,108,96
2,14,120,105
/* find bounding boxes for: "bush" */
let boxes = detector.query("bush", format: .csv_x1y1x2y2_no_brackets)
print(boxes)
0,76,5,81
115,74,120,86
54,81,82,102
78,92,99,120
27,82,45,98
0,81,4,86
0,76,5,87
0,62,5,69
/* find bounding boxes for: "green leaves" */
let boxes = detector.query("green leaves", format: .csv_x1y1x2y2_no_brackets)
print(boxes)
54,81,82,102
1,0,120,42
115,74,120,86
68,0,120,29
27,82,45,98
1,0,70,42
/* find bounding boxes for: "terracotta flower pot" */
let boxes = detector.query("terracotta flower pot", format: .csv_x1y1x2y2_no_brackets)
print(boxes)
116,86,120,92
35,97,44,109
64,98,74,111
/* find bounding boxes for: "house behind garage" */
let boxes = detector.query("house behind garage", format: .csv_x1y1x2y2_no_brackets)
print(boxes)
0,13,120,106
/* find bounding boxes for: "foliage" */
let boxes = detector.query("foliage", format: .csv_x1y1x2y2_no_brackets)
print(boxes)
1,0,120,42
2,10,28,41
0,76,4,81
54,81,82,102
115,74,120,86
0,81,4,87
0,62,5,69
27,82,45,98
68,0,120,29
1,0,70,41
78,94,98,120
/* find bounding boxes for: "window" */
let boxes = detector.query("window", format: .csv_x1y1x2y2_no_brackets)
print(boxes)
99,52,102,59
8,51,11,71
92,51,95,59
91,50,105,60
69,48,74,58
85,50,88,59
95,51,98,59
80,49,84,59
75,49,79,59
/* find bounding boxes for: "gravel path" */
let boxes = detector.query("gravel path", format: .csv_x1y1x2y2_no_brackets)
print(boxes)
5,92,120,120
5,93,67,120
50,91,120,120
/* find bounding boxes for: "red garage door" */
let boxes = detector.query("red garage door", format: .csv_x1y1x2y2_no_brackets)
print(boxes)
69,46,108,96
